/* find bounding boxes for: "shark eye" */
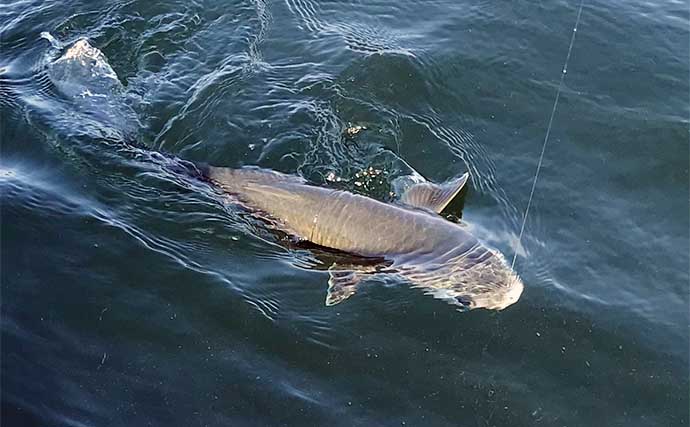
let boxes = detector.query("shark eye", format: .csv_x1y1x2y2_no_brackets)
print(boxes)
455,296,473,308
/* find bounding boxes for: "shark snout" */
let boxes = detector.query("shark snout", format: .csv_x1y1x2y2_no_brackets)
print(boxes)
495,275,524,310
471,274,524,311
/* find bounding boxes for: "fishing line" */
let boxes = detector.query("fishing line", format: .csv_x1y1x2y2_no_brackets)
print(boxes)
510,0,586,271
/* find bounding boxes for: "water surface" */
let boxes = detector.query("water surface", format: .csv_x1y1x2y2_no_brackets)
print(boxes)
1,0,688,425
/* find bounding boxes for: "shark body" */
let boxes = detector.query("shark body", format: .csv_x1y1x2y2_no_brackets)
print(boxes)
205,166,524,310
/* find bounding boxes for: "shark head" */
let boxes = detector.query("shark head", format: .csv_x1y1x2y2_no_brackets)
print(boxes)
448,249,524,311
412,248,524,311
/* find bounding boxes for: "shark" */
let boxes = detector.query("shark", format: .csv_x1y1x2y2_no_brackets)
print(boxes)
201,165,524,310
46,37,524,311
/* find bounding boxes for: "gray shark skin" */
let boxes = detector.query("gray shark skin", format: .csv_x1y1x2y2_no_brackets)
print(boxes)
206,166,524,311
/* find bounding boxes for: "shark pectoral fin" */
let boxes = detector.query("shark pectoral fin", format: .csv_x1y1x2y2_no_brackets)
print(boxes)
325,269,363,306
399,172,469,213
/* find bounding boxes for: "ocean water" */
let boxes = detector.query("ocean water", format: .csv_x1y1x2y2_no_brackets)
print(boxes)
1,0,688,426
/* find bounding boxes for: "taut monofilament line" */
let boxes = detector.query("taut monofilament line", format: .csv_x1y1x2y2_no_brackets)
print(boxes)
511,0,586,271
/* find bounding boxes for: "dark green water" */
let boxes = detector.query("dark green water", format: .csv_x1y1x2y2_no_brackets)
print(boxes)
1,0,688,425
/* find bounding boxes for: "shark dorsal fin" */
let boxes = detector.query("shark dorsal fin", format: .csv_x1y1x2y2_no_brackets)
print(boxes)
399,173,469,213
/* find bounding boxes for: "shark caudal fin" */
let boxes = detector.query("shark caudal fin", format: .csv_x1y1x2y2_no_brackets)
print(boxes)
398,173,469,214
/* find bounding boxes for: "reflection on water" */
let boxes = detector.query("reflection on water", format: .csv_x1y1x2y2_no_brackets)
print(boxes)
1,0,687,425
